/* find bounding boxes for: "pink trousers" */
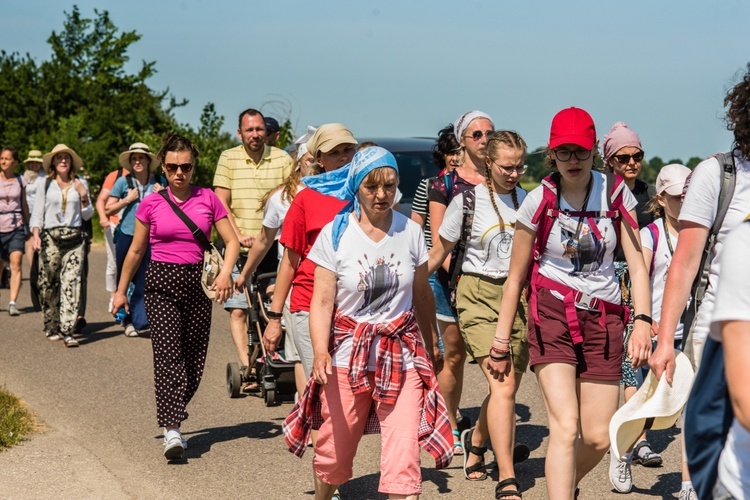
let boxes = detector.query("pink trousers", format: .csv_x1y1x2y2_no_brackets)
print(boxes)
314,367,424,495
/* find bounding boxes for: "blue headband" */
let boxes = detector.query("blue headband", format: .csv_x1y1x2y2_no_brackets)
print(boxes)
302,146,399,250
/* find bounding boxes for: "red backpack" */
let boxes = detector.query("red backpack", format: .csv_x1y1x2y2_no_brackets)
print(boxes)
526,171,638,344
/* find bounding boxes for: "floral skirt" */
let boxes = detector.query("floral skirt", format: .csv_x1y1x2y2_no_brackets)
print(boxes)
614,261,637,388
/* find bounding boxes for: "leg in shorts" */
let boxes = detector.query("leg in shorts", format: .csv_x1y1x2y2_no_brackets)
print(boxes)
529,287,625,381
289,310,314,376
456,274,529,373
282,305,300,362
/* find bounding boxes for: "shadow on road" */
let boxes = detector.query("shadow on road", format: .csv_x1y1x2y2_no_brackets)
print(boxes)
339,467,453,498
174,420,283,460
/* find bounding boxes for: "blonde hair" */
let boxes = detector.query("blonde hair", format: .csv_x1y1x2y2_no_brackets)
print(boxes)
484,131,526,229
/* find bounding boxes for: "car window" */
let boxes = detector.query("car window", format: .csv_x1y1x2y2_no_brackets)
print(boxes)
393,151,435,202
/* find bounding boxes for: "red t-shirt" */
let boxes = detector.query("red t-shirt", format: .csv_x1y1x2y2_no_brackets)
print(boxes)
280,188,347,312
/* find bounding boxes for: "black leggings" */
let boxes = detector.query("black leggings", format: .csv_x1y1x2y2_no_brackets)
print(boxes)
145,260,212,427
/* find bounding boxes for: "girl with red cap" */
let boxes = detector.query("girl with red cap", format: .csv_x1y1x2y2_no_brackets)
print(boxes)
490,108,652,499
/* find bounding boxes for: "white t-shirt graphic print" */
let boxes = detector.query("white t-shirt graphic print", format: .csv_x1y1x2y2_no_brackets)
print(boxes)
308,211,428,370
516,171,638,305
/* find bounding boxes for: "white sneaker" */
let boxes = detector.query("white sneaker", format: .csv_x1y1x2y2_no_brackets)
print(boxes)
163,430,184,460
124,324,139,337
678,488,698,500
609,452,633,493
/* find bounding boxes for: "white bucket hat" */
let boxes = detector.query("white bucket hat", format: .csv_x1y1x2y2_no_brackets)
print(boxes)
609,350,694,459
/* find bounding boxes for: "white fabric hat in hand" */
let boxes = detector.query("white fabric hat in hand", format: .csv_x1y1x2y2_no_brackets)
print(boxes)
609,350,694,459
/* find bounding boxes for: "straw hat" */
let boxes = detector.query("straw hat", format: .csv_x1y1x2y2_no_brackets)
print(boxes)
24,150,44,164
118,142,160,171
609,350,694,459
42,144,83,171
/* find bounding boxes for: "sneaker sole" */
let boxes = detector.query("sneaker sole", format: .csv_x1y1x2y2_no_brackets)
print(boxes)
164,442,184,460
633,456,663,467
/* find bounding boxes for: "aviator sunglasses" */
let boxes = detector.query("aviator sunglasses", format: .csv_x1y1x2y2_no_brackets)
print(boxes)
464,130,494,141
163,163,194,174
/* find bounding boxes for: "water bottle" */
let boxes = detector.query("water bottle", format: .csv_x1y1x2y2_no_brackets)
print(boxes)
115,283,135,324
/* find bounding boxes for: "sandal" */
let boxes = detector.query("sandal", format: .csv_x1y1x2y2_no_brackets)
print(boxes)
452,429,464,455
632,440,663,467
495,477,522,499
63,335,79,348
461,427,488,481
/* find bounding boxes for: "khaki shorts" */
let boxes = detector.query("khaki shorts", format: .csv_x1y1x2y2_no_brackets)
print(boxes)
456,274,529,373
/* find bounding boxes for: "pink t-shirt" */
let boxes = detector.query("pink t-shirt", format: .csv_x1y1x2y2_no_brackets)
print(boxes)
135,186,228,265
0,175,27,233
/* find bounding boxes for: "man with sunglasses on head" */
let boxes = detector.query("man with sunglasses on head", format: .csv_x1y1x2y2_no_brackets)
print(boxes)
213,108,293,388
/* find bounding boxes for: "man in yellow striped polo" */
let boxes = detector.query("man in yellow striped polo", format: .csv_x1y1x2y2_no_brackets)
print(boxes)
214,108,293,377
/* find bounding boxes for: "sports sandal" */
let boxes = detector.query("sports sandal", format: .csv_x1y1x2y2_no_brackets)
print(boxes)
461,427,488,481
495,477,522,499
63,335,79,348
453,429,464,455
632,440,663,467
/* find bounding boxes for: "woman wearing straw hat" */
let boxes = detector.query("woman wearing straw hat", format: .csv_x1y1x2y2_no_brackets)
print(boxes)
105,143,164,337
30,144,93,347
0,146,29,317
23,150,44,269
282,146,451,500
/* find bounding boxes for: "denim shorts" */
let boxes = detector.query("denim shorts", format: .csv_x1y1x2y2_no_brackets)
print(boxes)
223,263,248,310
0,227,25,261
429,273,457,323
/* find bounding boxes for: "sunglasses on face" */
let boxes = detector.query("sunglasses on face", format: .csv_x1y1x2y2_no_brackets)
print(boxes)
613,152,645,164
552,149,592,162
464,130,494,141
163,163,194,174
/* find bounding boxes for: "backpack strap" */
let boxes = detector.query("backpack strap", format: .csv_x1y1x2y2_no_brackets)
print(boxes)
447,187,476,289
125,173,134,190
683,152,737,356
443,171,455,201
45,177,53,193
644,221,660,278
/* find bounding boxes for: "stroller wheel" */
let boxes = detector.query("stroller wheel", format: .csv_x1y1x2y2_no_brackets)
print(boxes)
226,362,242,398
263,387,276,406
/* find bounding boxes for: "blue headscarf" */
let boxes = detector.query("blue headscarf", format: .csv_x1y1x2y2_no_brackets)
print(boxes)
302,146,399,250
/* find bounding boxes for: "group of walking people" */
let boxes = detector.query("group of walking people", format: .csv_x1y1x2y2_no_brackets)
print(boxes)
4,62,750,499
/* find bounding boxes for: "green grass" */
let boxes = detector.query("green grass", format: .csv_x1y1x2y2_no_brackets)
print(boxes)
0,386,36,450
89,212,105,244
520,180,540,191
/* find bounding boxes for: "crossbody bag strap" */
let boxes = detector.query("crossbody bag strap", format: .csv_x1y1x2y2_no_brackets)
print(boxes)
158,190,212,251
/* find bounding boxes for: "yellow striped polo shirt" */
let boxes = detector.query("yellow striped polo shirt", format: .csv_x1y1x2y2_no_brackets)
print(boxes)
213,144,293,239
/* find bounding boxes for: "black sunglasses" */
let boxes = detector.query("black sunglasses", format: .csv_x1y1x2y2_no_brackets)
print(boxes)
613,152,644,164
163,163,194,174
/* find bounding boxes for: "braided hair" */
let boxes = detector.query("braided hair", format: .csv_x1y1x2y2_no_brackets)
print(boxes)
484,131,526,231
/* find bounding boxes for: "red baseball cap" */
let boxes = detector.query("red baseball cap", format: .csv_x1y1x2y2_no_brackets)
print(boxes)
549,107,596,150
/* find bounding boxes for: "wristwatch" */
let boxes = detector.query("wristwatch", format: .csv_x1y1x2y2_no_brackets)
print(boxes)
633,314,653,325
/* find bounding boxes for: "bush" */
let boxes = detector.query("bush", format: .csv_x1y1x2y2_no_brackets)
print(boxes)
0,387,36,450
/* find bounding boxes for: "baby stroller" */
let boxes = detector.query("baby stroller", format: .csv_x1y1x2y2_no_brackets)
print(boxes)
226,271,296,406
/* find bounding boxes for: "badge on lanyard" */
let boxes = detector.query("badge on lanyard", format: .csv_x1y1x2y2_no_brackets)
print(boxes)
56,212,66,223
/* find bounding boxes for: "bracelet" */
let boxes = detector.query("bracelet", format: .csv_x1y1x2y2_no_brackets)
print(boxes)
489,350,510,361
490,346,510,356
266,310,283,319
633,314,653,325
493,337,511,344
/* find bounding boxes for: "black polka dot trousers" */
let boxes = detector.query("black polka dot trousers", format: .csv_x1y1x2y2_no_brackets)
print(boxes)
145,260,212,428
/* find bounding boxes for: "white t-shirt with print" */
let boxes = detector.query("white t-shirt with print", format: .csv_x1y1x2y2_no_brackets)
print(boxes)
640,218,683,339
308,211,428,370
439,184,527,280
711,221,750,499
263,186,302,259
516,171,638,305
680,153,750,342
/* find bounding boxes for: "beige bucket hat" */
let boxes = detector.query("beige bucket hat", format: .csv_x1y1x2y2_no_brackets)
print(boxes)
118,142,160,171
24,150,44,164
43,144,83,171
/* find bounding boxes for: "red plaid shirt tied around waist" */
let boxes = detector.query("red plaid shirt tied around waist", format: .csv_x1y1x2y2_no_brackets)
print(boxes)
282,309,454,469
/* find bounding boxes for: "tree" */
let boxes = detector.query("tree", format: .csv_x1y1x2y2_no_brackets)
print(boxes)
687,156,703,169
0,6,234,189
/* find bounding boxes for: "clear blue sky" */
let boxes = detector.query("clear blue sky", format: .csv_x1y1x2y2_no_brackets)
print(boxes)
4,0,750,161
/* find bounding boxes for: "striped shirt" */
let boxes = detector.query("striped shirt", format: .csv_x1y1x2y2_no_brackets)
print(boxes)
213,144,292,239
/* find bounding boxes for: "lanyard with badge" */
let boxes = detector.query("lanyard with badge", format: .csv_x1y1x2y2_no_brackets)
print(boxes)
561,175,594,258
57,181,70,223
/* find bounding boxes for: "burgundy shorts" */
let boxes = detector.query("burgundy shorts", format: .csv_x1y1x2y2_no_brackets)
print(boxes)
528,287,624,381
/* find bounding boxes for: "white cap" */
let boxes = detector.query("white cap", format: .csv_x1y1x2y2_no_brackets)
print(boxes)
655,164,691,196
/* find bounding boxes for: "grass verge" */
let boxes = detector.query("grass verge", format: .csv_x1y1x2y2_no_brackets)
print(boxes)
0,386,37,450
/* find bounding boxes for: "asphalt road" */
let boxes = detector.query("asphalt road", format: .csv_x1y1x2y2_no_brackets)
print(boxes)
0,246,682,499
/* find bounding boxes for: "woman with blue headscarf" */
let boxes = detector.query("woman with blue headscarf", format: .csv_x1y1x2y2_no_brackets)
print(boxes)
283,147,453,499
